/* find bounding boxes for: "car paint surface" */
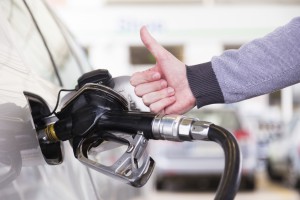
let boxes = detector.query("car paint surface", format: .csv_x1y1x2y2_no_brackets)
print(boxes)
0,1,140,199
267,115,300,188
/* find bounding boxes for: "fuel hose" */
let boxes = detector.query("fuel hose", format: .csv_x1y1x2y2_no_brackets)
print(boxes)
46,111,241,199
98,112,242,199
207,124,241,200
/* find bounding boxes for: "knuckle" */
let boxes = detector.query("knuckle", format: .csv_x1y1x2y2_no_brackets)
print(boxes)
160,80,167,89
169,96,176,104
161,88,170,97
141,70,152,79
134,87,142,96
149,105,159,113
168,96,174,102
129,77,135,86
142,96,150,106
130,78,138,86
129,78,135,86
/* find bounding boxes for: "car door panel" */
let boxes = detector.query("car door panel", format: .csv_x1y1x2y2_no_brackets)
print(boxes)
0,1,101,199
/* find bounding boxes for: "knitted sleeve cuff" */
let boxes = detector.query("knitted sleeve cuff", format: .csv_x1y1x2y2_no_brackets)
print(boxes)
186,62,224,108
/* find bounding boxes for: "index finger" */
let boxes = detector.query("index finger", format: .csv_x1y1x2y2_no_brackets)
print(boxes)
130,70,161,86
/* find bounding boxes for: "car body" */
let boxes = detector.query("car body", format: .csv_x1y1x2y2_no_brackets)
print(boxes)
0,0,140,199
150,107,257,190
267,115,300,189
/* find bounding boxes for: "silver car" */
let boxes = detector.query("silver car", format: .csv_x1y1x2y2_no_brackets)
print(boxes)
150,107,257,190
267,115,300,189
0,0,140,199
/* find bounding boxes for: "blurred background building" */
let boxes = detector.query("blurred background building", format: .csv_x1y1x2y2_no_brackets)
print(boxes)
48,0,299,121
46,0,300,198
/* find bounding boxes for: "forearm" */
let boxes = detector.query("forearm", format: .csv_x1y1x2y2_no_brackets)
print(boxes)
187,17,300,108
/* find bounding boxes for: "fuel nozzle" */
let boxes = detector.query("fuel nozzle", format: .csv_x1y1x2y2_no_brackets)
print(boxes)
39,81,156,187
38,70,241,199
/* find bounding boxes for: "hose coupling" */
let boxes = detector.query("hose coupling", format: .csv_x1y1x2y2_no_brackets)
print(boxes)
151,114,212,141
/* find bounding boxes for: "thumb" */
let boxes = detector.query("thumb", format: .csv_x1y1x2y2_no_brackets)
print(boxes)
140,26,166,59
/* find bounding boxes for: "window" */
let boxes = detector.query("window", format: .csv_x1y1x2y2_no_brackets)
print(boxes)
0,0,60,85
223,44,242,51
269,90,281,106
130,45,184,65
25,0,88,88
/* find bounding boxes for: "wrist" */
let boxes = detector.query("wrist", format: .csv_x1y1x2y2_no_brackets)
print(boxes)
186,62,224,108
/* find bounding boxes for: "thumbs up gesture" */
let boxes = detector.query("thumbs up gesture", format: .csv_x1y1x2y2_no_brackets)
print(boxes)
130,26,196,114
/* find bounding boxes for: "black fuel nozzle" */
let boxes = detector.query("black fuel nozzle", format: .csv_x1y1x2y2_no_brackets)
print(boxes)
42,81,156,187
40,70,241,199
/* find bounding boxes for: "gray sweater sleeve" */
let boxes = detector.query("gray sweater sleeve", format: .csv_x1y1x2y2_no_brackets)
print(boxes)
187,16,300,108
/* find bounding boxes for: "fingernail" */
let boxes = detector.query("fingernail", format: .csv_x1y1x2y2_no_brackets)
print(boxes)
152,72,160,80
167,87,174,94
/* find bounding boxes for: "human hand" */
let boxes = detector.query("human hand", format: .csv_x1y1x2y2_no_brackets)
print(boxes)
130,26,196,114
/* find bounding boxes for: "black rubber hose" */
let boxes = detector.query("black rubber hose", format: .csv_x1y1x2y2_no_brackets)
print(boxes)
208,124,242,200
